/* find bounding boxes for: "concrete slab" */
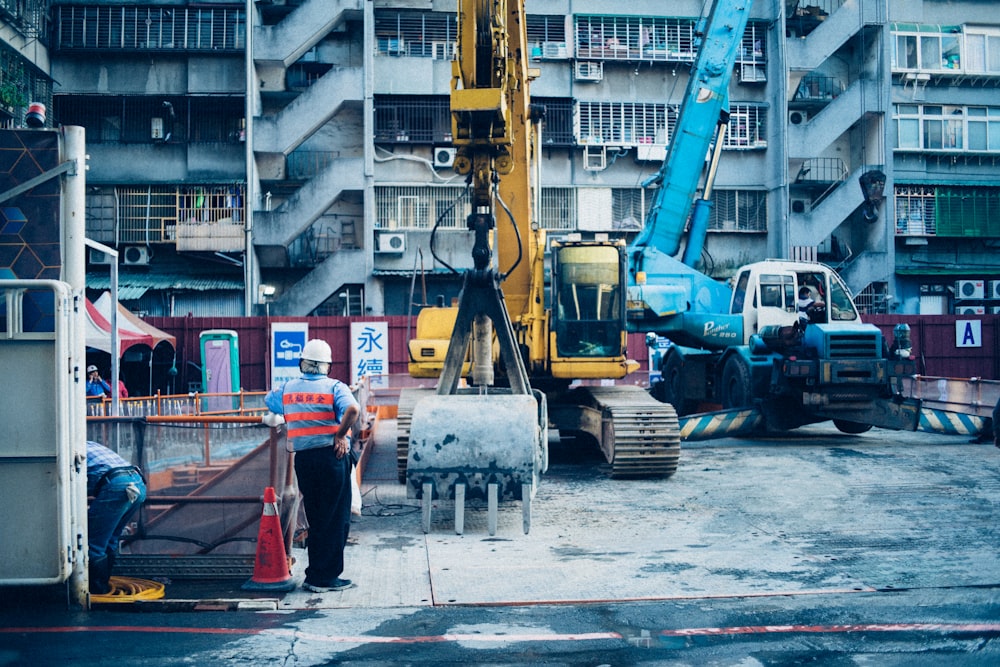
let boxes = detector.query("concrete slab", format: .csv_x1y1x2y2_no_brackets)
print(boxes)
274,418,1000,610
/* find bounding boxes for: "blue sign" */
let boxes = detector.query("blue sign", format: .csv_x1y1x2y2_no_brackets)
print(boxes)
274,330,306,367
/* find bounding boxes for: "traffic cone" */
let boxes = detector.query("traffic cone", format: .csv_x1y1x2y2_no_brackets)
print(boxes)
242,486,296,591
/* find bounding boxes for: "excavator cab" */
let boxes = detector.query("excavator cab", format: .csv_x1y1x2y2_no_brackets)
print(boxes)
549,239,633,379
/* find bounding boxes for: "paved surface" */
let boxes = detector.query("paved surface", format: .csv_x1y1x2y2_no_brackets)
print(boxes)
272,417,1000,611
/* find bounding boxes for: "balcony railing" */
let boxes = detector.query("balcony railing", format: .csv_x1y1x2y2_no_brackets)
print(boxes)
54,5,245,52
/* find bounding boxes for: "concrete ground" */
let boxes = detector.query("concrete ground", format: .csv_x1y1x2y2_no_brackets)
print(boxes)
272,417,1000,611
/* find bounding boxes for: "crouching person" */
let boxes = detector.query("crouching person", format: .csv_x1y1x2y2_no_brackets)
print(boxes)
86,440,146,594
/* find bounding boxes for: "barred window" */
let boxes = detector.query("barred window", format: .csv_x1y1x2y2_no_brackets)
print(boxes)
538,188,576,231
536,98,575,146
374,95,452,144
723,104,767,149
894,185,936,236
576,101,672,146
53,95,245,144
612,189,646,231
708,190,767,232
374,10,456,59
54,5,245,51
527,15,568,59
576,15,697,62
375,186,470,230
116,184,245,244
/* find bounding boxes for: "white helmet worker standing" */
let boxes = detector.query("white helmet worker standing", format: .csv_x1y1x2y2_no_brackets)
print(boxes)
264,336,360,593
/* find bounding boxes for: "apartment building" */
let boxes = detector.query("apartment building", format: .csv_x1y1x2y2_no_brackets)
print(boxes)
20,0,999,317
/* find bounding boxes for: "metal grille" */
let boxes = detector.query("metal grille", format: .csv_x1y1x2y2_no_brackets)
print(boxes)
894,185,936,236
374,10,456,59
854,282,891,316
116,185,246,244
0,0,47,38
54,5,245,51
375,186,469,231
612,189,646,231
538,188,576,231
576,101,672,146
374,95,451,144
0,42,52,125
527,15,568,59
54,95,244,144
709,190,767,232
576,15,697,62
724,104,767,149
536,98,575,146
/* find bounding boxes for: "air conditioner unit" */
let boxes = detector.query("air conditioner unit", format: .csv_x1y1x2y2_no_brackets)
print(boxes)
89,248,113,265
433,147,456,168
788,110,808,125
740,64,766,83
956,305,986,315
635,144,667,162
790,197,811,214
122,245,150,266
376,232,406,254
542,42,568,59
988,280,1000,299
574,61,603,82
955,279,985,300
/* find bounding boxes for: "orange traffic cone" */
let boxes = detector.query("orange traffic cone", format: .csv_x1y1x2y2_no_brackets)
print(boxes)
242,486,296,591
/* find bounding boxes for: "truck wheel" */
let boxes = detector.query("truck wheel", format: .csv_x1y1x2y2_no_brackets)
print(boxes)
720,356,752,409
661,353,697,416
833,419,873,434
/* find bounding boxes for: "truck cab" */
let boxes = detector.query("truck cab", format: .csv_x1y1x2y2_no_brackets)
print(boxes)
730,260,860,344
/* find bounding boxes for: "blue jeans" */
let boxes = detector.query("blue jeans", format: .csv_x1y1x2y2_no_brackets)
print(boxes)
88,469,146,561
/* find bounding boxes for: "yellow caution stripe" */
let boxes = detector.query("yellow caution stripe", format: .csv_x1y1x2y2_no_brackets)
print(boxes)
679,408,764,442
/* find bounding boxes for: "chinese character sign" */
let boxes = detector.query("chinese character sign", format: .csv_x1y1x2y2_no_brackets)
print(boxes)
351,322,389,387
271,322,309,386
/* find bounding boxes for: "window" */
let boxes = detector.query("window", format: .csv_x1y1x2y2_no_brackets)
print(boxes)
576,101,672,146
708,190,767,232
538,188,576,231
116,185,245,244
374,10,456,59
965,29,1000,74
891,25,963,72
54,5,245,51
724,105,767,149
894,103,1000,154
894,185,1000,238
552,244,623,358
374,186,470,231
374,95,451,144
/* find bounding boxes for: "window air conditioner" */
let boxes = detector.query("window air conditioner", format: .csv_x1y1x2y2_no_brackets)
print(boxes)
376,232,406,254
89,248,113,265
955,279,985,300
433,147,456,168
574,61,603,82
956,305,986,315
122,246,150,266
788,110,808,125
988,280,1000,299
790,197,811,214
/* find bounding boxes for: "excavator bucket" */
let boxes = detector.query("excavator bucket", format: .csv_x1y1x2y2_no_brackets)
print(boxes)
407,392,543,536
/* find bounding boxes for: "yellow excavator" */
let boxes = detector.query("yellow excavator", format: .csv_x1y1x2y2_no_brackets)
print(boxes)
400,0,680,534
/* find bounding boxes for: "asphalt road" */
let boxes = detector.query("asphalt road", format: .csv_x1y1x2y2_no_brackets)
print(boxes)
1,421,998,665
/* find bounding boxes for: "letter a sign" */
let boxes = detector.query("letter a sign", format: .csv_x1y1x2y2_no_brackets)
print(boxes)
955,319,982,348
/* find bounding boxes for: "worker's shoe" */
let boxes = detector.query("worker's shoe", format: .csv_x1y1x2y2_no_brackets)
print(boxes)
303,578,355,593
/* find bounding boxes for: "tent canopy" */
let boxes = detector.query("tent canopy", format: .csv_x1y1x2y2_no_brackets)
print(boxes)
85,291,176,356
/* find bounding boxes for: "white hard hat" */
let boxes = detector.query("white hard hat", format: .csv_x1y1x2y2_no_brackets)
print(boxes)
87,365,98,373
301,338,333,364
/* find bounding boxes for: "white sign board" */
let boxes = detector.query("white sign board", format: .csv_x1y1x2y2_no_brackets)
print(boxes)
351,321,389,388
955,320,982,348
270,322,309,386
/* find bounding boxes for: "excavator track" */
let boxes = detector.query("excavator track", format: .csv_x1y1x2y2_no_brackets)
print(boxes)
582,386,681,479
396,387,434,483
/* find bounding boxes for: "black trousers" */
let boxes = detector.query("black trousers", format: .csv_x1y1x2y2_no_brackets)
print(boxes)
294,446,352,585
